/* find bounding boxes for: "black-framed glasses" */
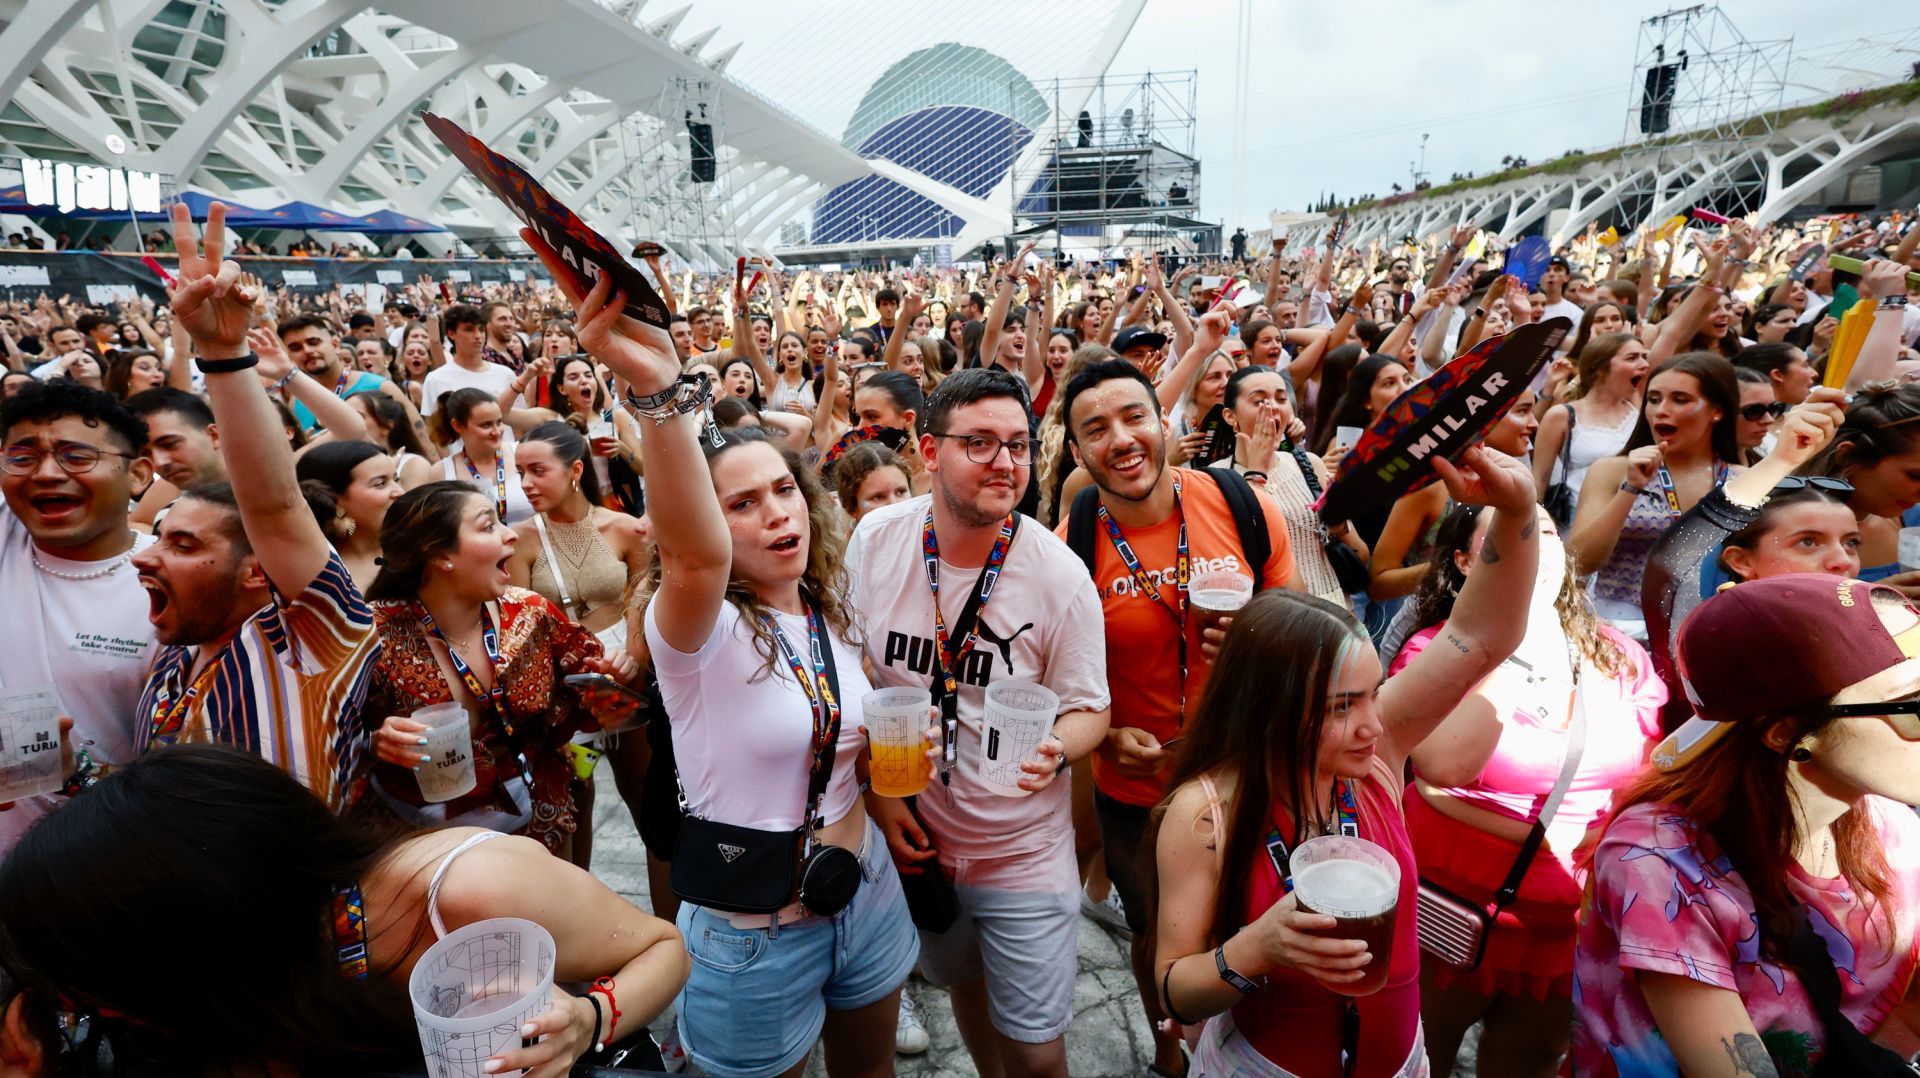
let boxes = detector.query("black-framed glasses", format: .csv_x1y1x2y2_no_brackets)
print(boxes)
1739,401,1790,422
1817,696,1920,739
1770,476,1853,496
2,442,138,476
929,432,1034,465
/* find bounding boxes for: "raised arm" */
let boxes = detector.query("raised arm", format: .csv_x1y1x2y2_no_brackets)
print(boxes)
810,338,847,456
1843,258,1913,391
882,283,924,373
167,203,331,595
524,234,730,656
251,329,370,446
1148,256,1193,358
1155,306,1231,414
1022,265,1051,393
730,278,776,394
1425,224,1473,291
1377,448,1538,772
1376,287,1444,362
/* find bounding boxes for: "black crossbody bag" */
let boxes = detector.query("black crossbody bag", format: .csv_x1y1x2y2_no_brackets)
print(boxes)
670,597,862,916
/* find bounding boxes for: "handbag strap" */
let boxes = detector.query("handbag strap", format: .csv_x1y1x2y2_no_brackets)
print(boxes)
1558,405,1577,473
531,514,576,613
1490,657,1587,908
1780,878,1919,1073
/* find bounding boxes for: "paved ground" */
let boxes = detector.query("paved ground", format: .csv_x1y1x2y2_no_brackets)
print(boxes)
587,770,1479,1076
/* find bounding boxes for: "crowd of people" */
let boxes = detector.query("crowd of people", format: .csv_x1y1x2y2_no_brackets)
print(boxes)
0,194,1915,1078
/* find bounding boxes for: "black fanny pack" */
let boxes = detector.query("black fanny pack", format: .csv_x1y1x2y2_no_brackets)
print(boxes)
670,597,861,917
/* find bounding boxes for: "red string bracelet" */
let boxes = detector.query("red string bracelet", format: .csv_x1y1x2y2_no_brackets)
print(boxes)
588,977,621,1052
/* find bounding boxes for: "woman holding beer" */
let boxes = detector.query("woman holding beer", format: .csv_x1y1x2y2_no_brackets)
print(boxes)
1152,445,1542,1078
527,236,917,1078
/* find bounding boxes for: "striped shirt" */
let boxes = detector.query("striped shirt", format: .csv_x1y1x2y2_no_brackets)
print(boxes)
135,551,376,810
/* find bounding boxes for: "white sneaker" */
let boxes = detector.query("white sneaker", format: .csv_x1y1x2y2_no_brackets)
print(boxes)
1081,886,1131,936
895,987,931,1055
656,1020,689,1073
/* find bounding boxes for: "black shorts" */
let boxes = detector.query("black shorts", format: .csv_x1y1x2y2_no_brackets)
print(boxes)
1093,787,1155,934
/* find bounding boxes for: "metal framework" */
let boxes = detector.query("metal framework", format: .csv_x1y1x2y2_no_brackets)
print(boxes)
1009,70,1208,258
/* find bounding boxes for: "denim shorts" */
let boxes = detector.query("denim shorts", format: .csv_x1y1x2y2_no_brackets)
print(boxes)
673,819,919,1078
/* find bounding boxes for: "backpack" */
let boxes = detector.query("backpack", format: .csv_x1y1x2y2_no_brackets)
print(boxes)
1065,467,1271,587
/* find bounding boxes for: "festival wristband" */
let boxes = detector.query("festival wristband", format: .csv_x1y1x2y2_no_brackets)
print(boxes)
195,352,260,374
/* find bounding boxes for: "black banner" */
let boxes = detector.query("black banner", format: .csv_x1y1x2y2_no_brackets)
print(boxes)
0,251,551,304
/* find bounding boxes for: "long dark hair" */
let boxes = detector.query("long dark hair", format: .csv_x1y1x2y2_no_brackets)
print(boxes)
1311,353,1403,457
1405,505,1632,678
1307,343,1366,453
1799,382,1920,491
1622,351,1740,464
546,354,608,415
524,415,605,505
349,388,431,460
0,746,418,1069
1152,591,1368,941
367,480,482,600
429,387,496,449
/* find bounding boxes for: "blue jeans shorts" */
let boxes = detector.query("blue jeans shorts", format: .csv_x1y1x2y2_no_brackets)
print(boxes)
673,819,919,1078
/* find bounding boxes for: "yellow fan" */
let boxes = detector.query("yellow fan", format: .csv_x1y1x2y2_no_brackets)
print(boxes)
1654,215,1688,241
1823,301,1875,389
1596,226,1620,247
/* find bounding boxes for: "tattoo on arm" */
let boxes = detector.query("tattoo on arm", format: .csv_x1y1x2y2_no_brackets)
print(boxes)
1519,518,1536,541
1479,532,1502,564
1721,1033,1779,1077
1442,633,1471,655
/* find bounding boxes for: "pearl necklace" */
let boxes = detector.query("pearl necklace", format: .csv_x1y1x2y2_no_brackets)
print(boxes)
31,549,131,581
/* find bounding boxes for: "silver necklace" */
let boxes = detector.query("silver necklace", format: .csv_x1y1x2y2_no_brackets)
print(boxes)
31,548,131,580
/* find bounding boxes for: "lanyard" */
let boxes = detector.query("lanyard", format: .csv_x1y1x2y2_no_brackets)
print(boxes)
333,370,351,397
330,881,369,980
922,510,1016,786
1263,779,1361,894
1095,474,1189,724
419,604,516,740
1654,460,1729,518
765,603,841,834
147,656,221,748
464,451,507,520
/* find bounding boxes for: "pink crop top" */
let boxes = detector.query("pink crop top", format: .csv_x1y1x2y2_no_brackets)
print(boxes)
1390,623,1666,864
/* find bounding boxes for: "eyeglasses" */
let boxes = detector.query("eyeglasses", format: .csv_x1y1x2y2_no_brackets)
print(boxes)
2,442,139,476
929,433,1034,465
1769,475,1853,496
1738,401,1790,422
1817,695,1920,739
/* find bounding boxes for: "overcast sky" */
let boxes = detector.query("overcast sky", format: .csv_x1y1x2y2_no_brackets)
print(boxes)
1109,3,1916,226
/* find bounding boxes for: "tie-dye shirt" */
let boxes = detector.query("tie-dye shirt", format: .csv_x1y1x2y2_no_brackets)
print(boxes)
1573,798,1920,1077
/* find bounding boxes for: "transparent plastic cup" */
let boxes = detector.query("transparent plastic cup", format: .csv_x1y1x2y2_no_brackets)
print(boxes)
978,679,1059,797
864,686,932,798
1900,526,1920,572
0,687,63,803
1289,835,1401,997
1189,570,1254,640
413,703,477,804
409,917,554,1076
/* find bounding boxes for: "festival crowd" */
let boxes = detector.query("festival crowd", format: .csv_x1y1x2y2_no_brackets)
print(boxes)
0,197,1916,1078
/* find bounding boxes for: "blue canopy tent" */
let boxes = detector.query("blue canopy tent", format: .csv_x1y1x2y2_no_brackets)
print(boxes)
353,209,444,234
255,200,365,231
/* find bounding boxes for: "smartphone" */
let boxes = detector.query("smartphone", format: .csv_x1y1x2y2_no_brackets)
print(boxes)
563,673,648,704
1195,403,1235,466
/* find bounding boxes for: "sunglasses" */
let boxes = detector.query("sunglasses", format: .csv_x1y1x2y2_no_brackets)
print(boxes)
1739,401,1790,422
1769,476,1853,496
1815,702,1920,741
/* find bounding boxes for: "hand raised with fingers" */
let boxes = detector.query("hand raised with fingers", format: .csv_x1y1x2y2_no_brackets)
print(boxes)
167,202,253,358
522,229,679,398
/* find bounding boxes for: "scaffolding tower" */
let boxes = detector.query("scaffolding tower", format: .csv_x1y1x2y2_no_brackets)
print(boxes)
1007,70,1212,259
1619,5,1794,220
617,77,737,271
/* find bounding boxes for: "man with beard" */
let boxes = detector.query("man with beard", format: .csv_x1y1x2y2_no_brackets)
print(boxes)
1381,254,1423,317
277,314,424,439
849,368,1110,1078
1056,356,1297,1078
0,381,157,849
131,205,376,810
480,300,524,372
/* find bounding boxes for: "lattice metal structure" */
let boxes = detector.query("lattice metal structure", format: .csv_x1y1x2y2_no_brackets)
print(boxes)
616,78,738,270
1011,70,1207,258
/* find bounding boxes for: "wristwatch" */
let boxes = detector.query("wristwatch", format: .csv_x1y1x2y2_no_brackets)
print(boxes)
1216,946,1266,994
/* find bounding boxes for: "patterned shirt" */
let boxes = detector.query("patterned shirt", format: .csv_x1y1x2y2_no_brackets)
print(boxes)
1574,799,1920,1077
136,551,377,811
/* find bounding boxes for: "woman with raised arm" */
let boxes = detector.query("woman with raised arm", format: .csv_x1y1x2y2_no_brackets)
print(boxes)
1153,447,1541,1078
527,235,919,1078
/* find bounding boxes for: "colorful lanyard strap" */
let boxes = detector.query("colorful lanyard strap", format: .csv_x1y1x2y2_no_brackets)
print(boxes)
419,604,517,740
765,603,841,832
1655,460,1730,518
1095,474,1189,724
464,451,507,520
333,370,351,397
330,881,370,979
147,658,221,748
921,510,1016,786
1265,779,1361,894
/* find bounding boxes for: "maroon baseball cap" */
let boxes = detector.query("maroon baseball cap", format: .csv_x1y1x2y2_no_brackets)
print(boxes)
1657,574,1920,769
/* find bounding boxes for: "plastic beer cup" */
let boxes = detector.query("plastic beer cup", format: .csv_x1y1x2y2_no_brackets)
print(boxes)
1189,570,1253,640
863,687,932,797
413,702,477,803
1289,834,1401,996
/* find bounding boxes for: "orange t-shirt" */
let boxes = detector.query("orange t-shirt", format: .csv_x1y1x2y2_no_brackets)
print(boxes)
1057,467,1296,807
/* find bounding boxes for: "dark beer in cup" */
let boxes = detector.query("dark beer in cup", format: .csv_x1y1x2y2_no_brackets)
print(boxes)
1289,837,1401,996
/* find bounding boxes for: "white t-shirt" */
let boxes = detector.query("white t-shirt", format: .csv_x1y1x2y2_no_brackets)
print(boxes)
1541,297,1584,330
419,359,517,416
0,508,158,847
845,495,1109,860
645,599,872,833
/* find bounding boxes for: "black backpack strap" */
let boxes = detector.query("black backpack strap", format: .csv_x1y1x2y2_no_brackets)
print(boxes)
1208,467,1271,593
1065,483,1101,576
